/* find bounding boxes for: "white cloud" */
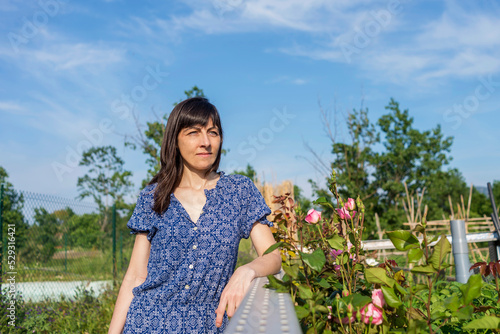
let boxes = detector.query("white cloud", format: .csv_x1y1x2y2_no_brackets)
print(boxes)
155,1,500,85
0,101,29,115
30,43,124,71
266,75,308,85
133,0,378,35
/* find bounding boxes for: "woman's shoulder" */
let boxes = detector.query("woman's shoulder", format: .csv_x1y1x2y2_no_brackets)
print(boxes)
223,173,254,188
138,183,158,200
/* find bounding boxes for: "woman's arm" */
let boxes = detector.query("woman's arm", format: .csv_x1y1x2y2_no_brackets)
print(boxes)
108,233,151,334
215,223,281,327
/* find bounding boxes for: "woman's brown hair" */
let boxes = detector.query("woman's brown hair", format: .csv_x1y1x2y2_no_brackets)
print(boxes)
149,97,223,215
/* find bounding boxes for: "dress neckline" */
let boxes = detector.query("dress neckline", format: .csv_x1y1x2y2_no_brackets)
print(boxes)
170,171,225,224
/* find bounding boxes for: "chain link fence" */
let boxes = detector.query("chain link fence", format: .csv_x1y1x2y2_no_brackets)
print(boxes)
0,184,135,302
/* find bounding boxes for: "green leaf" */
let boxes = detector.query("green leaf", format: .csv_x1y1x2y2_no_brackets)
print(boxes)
428,235,451,270
317,278,331,288
265,275,289,293
264,241,285,255
337,252,349,265
460,274,483,305
387,230,420,251
407,320,427,334
300,248,326,273
411,284,428,293
343,294,372,309
413,225,425,234
381,285,402,308
295,305,310,319
394,283,408,296
327,234,345,250
454,305,473,321
408,248,423,264
313,197,333,209
443,294,460,312
365,267,396,287
463,315,500,329
410,264,437,274
282,263,299,279
314,305,329,313
427,234,440,245
313,197,328,204
298,284,313,300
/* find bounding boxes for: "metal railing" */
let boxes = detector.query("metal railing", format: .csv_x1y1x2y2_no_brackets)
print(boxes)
362,231,500,251
224,272,302,334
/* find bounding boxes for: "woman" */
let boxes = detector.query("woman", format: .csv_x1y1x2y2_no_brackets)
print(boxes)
108,97,281,333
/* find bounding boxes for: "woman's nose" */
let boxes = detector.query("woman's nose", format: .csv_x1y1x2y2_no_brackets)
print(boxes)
199,132,211,147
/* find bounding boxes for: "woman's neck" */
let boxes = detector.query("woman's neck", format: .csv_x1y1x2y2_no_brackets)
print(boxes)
178,167,219,190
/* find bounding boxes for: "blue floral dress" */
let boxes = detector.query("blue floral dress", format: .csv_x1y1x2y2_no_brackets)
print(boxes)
122,172,272,334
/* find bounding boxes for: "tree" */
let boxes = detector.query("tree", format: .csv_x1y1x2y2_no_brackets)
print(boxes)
77,146,133,231
66,212,102,249
0,166,29,255
310,99,472,234
294,184,312,213
373,99,463,229
232,164,256,180
329,107,380,231
33,207,60,262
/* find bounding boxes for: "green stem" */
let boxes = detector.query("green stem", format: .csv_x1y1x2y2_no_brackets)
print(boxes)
336,304,347,334
496,276,500,304
316,224,327,246
426,275,434,334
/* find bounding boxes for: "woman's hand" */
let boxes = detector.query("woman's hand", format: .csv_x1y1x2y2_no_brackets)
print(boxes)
214,223,281,328
214,265,256,328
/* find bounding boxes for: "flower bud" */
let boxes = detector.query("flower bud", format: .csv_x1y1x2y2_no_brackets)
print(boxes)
345,198,356,211
305,209,321,224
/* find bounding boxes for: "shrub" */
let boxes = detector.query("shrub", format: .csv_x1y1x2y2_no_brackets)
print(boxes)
265,171,500,333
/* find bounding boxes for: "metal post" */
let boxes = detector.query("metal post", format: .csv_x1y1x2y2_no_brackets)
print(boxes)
119,231,123,273
0,184,4,291
112,203,117,285
450,219,471,283
64,232,67,272
487,183,500,262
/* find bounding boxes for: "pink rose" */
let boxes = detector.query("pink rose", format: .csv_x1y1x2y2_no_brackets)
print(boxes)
329,249,343,260
336,207,350,219
334,315,356,324
337,207,357,220
372,289,385,308
345,198,356,211
305,209,321,224
360,303,383,325
347,242,357,261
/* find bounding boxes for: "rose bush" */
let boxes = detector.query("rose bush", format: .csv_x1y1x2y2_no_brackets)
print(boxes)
265,171,500,333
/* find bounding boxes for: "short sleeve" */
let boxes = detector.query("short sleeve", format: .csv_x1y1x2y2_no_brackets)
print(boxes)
127,185,158,242
238,177,273,239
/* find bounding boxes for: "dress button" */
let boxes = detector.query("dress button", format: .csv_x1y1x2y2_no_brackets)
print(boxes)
193,226,198,231
189,264,194,269
192,245,197,250
185,285,190,289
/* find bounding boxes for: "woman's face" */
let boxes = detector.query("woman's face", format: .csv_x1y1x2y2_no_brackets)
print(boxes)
177,118,221,173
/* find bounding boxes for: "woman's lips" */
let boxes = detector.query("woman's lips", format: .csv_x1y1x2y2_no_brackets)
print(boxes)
197,153,212,157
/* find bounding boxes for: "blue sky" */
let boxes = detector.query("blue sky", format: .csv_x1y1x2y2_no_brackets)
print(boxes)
1,0,499,200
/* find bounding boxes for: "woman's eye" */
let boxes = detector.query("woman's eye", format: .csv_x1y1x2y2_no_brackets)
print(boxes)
210,131,219,136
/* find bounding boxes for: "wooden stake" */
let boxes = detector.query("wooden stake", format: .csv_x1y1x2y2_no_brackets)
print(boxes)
448,195,454,219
